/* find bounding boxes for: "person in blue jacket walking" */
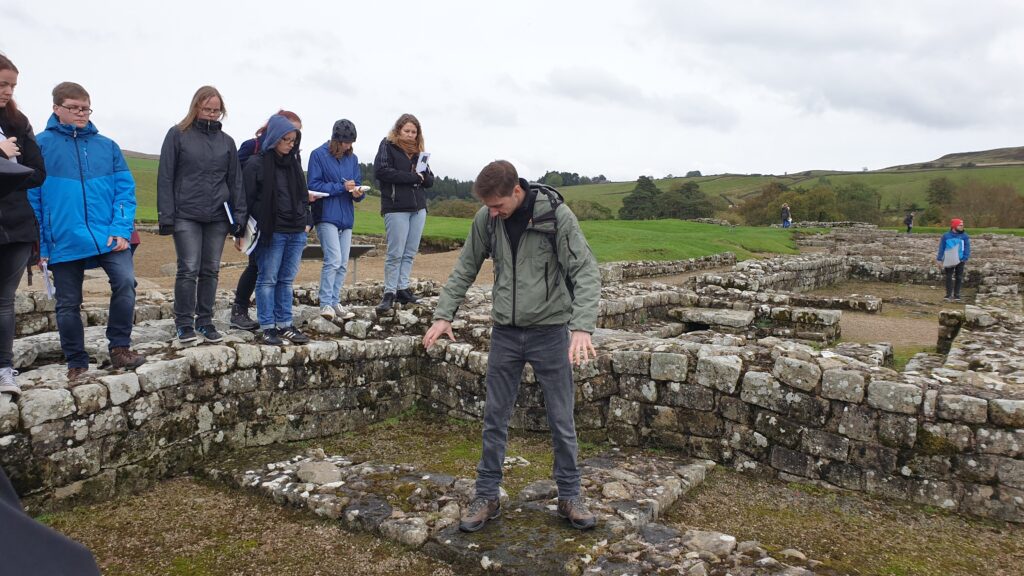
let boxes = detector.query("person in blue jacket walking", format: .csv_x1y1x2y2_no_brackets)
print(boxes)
309,119,365,321
936,217,970,302
28,82,146,381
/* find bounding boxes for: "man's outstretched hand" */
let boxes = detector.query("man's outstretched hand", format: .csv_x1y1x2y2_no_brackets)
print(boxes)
423,319,455,349
569,330,596,366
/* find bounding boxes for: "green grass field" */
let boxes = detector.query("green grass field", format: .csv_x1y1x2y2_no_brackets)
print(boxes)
124,155,1019,261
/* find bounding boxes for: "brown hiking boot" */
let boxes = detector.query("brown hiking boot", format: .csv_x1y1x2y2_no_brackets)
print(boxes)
557,496,597,530
458,497,500,533
67,367,88,382
110,347,146,370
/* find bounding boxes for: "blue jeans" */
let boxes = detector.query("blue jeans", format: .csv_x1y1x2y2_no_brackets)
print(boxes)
255,231,306,330
316,223,352,307
50,249,136,369
476,324,580,500
383,209,425,293
172,219,229,328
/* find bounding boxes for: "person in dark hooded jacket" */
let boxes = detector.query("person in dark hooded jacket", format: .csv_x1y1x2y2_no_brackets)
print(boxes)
230,110,302,332
0,54,45,397
158,86,245,344
242,114,312,346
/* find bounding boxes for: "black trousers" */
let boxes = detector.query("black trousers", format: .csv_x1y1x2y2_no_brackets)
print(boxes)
0,242,31,369
234,254,258,308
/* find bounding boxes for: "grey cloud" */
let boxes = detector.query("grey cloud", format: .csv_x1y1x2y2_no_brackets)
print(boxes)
464,100,518,127
544,67,737,129
645,0,1024,129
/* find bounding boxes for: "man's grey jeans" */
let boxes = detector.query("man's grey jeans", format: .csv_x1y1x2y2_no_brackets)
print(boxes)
475,323,581,500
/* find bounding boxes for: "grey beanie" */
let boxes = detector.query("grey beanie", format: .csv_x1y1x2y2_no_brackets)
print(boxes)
331,119,357,143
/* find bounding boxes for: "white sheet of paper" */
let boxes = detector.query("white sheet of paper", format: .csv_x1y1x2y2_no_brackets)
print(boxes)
415,152,430,173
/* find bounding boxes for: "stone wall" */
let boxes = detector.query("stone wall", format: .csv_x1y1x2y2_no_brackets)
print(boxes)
1,338,424,510
697,256,849,294
420,330,1024,523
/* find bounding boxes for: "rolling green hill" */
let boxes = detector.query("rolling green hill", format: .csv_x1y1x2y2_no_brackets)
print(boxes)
125,150,1024,225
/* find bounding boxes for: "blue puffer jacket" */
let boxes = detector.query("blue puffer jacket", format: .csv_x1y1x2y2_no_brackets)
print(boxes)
308,141,362,229
936,230,970,264
28,114,136,264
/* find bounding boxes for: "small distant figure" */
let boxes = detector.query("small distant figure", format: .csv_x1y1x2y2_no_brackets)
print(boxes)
936,218,970,302
781,203,792,228
903,211,915,234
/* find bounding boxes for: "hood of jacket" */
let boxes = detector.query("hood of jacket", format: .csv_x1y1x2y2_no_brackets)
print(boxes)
45,113,99,137
262,114,300,155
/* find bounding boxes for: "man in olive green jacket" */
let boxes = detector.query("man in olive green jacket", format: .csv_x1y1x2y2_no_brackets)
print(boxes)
424,160,601,533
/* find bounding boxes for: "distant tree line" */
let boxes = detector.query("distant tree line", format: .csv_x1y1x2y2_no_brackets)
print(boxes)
737,181,882,225
920,176,1024,228
538,171,608,187
618,176,717,220
358,162,474,202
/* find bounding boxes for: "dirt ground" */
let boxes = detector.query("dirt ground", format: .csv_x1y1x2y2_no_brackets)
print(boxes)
19,231,491,297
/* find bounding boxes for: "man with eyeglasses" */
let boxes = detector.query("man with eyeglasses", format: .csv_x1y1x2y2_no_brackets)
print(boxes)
27,82,146,382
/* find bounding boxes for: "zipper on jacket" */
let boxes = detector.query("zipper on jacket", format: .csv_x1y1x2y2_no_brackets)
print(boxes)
544,262,549,300
501,222,517,327
73,130,102,255
120,203,125,218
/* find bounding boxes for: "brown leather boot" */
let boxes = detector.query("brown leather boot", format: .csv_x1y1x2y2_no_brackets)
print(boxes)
110,347,146,370
557,496,596,530
458,497,500,533
67,367,88,382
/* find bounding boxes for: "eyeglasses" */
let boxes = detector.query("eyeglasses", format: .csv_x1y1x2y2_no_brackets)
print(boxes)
58,104,93,115
199,107,222,115
280,136,297,144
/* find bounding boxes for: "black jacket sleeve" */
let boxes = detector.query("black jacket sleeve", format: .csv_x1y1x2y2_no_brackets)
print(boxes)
0,118,45,194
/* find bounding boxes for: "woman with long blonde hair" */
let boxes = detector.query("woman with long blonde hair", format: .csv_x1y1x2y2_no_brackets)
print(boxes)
373,113,433,312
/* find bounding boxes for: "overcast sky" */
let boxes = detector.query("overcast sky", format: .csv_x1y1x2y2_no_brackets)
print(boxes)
5,0,1023,182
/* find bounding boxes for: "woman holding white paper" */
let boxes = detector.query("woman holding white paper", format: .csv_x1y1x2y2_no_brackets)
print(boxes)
373,113,433,313
157,86,246,344
308,119,365,321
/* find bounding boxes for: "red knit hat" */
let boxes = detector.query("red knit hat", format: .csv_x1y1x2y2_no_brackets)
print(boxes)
950,218,963,229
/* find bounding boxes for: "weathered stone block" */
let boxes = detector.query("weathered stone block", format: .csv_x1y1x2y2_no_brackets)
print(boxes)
136,357,191,393
695,355,742,394
305,341,339,363
659,381,714,410
837,404,877,442
953,454,999,484
727,424,769,460
908,478,962,510
650,352,688,381
611,351,651,375
920,422,973,453
878,413,917,448
772,357,821,392
181,345,237,376
71,384,108,415
976,428,1024,458
218,368,259,395
989,399,1024,428
997,457,1024,489
866,380,922,415
821,370,866,403
646,405,678,432
802,429,850,461
0,397,18,434
770,446,814,477
937,394,988,424
718,396,752,425
678,409,725,437
608,396,641,426
99,373,141,406
849,443,899,474
233,343,262,369
754,410,802,449
822,462,863,490
962,483,1024,523
20,388,75,428
618,375,657,403
863,470,910,500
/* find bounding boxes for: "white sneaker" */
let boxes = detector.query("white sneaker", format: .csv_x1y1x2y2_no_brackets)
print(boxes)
319,305,336,320
334,304,356,320
0,367,21,397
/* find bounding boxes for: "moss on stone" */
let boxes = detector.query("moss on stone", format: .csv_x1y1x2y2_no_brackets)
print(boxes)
915,426,960,455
